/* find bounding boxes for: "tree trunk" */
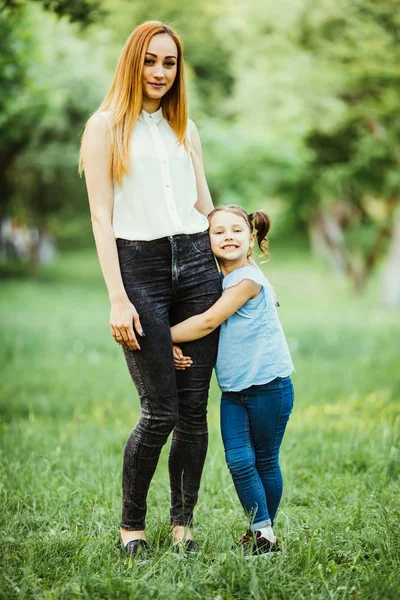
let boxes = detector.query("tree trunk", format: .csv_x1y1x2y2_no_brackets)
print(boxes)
28,227,41,279
310,209,365,291
309,210,347,272
381,213,400,308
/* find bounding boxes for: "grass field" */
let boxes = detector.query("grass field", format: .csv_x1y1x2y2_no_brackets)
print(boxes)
1,246,399,599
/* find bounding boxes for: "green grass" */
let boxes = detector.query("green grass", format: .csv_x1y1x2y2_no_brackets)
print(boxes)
1,247,399,599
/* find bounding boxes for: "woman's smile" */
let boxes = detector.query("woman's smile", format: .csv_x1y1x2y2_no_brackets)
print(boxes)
142,34,178,107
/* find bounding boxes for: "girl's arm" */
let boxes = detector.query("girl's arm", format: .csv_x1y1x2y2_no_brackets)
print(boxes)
189,120,214,216
82,115,143,350
171,279,261,343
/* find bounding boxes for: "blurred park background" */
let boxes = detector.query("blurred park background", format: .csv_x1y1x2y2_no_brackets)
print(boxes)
1,1,399,599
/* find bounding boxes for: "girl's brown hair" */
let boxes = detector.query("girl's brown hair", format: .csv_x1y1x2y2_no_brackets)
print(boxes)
208,205,271,259
79,21,188,184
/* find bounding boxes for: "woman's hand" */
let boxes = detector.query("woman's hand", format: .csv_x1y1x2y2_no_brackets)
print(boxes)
172,345,193,370
110,297,144,351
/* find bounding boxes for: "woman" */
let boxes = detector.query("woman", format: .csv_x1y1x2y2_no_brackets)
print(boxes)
80,21,221,558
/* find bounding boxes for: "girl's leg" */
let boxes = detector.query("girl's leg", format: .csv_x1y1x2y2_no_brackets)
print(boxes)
168,232,221,531
118,238,178,533
246,377,294,526
220,392,270,528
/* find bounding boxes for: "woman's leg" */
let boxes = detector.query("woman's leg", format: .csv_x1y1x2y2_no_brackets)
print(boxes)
246,377,294,526
220,392,270,528
117,238,178,533
121,318,178,532
168,327,219,529
168,232,221,530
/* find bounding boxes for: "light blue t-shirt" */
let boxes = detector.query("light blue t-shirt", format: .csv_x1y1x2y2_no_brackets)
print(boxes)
215,265,294,392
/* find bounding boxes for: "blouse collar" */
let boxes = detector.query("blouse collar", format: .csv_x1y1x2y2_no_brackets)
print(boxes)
138,106,164,124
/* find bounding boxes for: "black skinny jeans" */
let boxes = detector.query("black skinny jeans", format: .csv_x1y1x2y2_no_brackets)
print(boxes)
117,231,221,531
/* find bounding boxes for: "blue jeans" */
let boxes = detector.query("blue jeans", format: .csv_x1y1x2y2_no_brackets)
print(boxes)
220,376,294,529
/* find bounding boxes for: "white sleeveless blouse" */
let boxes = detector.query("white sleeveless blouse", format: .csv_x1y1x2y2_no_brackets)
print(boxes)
98,107,209,241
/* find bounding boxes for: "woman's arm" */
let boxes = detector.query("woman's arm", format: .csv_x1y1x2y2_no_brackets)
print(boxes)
82,115,143,350
171,279,261,343
189,120,214,217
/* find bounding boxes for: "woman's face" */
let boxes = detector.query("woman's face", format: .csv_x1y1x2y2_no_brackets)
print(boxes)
209,211,254,264
142,34,178,101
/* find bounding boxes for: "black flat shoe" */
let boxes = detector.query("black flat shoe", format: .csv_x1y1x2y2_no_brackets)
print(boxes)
123,538,151,560
172,539,199,556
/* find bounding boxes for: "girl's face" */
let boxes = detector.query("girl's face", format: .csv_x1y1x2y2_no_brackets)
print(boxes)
209,211,254,265
142,34,178,101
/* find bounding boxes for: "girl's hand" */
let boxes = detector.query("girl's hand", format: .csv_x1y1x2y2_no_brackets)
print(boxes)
173,345,193,370
110,297,144,351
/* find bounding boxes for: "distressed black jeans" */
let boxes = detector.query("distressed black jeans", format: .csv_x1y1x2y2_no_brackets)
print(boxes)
117,231,221,531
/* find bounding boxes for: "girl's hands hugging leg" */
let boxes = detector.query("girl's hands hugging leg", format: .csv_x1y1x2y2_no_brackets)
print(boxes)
172,345,193,370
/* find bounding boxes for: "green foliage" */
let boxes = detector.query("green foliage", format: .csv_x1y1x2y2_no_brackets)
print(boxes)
1,248,399,598
3,0,104,25
206,0,400,288
2,0,400,289
103,0,235,117
2,4,111,244
215,0,400,205
0,7,43,203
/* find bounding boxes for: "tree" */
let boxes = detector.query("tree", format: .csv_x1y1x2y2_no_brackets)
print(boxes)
216,0,400,294
296,0,400,292
2,0,400,298
2,3,112,273
0,7,44,252
2,0,104,25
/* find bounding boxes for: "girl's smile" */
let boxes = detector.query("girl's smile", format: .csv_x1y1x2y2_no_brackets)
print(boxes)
209,211,254,273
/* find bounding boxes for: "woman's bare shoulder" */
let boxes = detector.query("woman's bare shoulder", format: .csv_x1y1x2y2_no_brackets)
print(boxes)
188,119,202,152
88,111,112,130
82,115,113,163
188,118,199,136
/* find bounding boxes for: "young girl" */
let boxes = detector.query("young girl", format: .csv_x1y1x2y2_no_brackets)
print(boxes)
171,205,294,555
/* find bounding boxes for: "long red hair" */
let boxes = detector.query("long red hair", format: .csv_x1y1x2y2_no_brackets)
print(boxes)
79,21,188,184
